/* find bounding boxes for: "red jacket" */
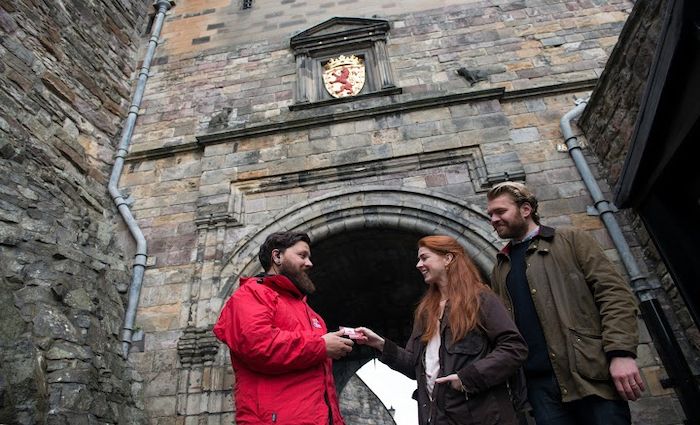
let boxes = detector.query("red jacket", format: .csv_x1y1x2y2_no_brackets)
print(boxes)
213,274,345,425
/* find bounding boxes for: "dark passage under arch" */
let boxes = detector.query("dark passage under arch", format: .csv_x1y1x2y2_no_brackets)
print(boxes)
306,227,491,391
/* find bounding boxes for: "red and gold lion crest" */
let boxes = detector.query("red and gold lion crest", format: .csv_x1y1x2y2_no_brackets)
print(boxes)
322,55,366,98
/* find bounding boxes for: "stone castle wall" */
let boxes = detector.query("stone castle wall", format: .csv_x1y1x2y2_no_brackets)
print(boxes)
0,0,150,423
120,1,688,424
1,0,691,424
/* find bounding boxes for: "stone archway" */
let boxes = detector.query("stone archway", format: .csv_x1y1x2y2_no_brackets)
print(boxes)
216,185,500,304
211,185,501,382
204,186,503,421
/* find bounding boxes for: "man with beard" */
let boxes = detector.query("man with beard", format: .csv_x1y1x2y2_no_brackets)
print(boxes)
486,182,643,425
213,232,353,425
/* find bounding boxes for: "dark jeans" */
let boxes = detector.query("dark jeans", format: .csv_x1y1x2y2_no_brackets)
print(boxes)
526,373,631,425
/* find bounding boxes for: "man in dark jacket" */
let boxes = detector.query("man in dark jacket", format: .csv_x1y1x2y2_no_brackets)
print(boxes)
213,232,353,425
486,182,644,425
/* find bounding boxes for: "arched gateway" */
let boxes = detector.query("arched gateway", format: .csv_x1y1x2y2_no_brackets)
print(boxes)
209,186,502,393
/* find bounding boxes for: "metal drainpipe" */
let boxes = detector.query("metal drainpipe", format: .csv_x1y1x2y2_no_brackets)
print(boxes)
560,100,700,424
109,0,174,359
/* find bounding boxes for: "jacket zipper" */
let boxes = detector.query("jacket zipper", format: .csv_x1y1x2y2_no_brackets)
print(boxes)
303,301,333,425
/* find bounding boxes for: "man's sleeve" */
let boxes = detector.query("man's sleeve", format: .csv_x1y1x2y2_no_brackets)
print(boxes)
213,286,327,374
573,229,639,355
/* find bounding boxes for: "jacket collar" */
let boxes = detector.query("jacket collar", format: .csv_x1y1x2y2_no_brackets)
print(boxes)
497,225,555,258
240,274,305,299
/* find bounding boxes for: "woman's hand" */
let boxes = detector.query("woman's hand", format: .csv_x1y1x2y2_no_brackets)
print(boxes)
435,374,465,392
353,327,385,352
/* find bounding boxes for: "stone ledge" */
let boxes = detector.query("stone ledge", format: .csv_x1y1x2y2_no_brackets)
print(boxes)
126,79,598,163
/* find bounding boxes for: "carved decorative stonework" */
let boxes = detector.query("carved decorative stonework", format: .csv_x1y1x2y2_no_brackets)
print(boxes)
194,212,242,230
322,55,366,98
177,326,220,366
290,17,399,105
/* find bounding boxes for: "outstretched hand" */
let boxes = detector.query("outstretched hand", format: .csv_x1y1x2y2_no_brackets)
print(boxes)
610,357,645,401
353,327,385,352
322,329,354,360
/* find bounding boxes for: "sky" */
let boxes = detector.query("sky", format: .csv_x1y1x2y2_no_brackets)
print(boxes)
356,360,418,425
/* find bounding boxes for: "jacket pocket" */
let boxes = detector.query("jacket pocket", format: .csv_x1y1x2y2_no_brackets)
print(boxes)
445,333,484,355
445,389,502,425
570,329,610,381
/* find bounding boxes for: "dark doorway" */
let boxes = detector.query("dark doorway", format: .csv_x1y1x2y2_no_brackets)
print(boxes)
309,229,426,344
306,227,491,390
309,229,425,392
308,228,427,389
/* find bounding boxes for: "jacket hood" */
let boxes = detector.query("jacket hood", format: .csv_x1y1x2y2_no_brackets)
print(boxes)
239,274,305,299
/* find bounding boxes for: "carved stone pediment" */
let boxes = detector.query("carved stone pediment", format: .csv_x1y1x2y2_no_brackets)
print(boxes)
290,17,390,53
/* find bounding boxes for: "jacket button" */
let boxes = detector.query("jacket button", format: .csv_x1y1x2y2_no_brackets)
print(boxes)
531,288,537,294
576,337,581,343
561,387,568,395
550,352,556,358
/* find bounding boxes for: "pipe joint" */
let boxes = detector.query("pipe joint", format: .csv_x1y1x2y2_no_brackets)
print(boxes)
133,254,148,267
564,136,581,149
154,0,174,13
114,148,129,159
594,200,614,215
112,198,128,208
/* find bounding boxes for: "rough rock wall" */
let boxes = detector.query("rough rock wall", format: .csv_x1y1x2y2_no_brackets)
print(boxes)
0,0,150,423
579,0,665,186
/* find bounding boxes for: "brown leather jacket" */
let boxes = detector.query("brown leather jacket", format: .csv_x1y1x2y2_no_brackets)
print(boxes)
380,291,527,425
490,226,639,402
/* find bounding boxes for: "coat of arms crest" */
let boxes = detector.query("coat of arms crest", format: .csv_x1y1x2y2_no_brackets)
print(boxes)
322,55,365,98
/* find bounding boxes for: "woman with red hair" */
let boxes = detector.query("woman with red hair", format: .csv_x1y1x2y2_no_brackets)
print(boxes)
356,235,527,425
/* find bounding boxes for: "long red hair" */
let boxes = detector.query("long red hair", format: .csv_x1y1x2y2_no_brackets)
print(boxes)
414,235,488,343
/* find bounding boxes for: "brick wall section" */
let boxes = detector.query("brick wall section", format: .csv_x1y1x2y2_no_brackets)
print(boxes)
0,1,150,424
579,0,700,374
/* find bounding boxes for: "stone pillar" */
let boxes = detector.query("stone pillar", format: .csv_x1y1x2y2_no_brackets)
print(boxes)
295,53,313,103
373,39,396,89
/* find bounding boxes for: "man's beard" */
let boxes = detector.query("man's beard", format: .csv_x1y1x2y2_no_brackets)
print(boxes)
280,264,316,295
496,213,529,240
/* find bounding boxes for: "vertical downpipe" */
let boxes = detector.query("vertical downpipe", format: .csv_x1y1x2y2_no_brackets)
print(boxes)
109,0,174,359
560,100,700,424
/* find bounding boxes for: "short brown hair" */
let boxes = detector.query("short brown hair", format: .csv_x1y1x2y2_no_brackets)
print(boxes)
258,232,311,271
487,181,540,224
